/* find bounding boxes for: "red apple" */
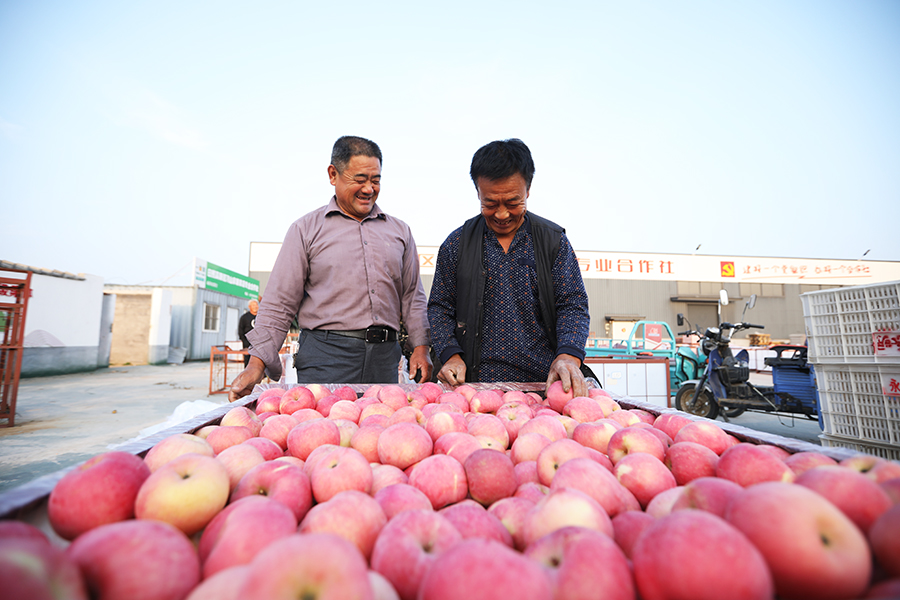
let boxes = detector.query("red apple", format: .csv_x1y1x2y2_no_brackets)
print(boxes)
535,438,592,486
606,426,666,464
466,413,509,449
184,565,249,600
546,379,574,413
525,526,635,600
286,418,341,460
299,490,387,560
408,454,468,509
241,436,284,460
351,424,386,463
465,448,517,506
795,465,892,533
510,432,553,465
215,443,265,490
487,496,536,551
418,538,553,600
571,419,622,454
237,533,374,600
518,414,567,442
370,509,462,600
653,412,693,440
664,441,719,485
371,463,409,494
259,414,300,450
726,481,871,600
48,450,150,540
673,421,731,455
783,451,838,476
614,452,677,508
469,390,503,413
632,510,773,600
550,456,639,518
143,433,214,472
425,411,468,442
373,483,434,520
611,510,656,559
309,446,373,502
220,406,263,436
231,460,313,521
869,503,900,577
377,422,433,470
432,431,482,465
135,452,230,536
521,488,613,548
199,496,298,578
0,536,88,600
66,519,200,600
715,442,795,487
439,500,513,546
671,476,743,518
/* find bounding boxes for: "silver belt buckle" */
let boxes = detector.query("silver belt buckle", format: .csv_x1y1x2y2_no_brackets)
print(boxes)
365,327,388,343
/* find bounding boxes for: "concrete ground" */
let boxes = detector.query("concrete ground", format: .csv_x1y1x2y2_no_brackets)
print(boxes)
0,361,830,499
0,360,227,494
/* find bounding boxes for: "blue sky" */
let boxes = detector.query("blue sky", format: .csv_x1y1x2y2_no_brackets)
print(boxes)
2,1,898,285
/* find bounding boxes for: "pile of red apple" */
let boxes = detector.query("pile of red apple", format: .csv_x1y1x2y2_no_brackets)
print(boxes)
3,381,900,600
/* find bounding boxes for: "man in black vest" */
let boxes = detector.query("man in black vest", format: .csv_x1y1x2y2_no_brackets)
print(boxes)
427,139,591,397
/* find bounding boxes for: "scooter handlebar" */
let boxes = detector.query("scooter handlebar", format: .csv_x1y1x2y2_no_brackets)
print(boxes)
742,323,765,329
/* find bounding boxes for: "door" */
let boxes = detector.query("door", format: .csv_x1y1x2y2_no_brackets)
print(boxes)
226,307,240,349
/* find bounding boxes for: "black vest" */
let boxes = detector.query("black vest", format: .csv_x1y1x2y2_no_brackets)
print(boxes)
454,213,564,381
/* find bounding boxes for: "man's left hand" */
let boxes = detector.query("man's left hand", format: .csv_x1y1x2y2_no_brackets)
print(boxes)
546,353,588,398
409,345,434,383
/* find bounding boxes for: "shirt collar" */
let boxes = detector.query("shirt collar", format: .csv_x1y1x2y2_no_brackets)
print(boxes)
325,196,386,221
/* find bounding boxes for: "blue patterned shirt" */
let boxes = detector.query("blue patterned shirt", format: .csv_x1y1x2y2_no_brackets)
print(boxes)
428,216,590,383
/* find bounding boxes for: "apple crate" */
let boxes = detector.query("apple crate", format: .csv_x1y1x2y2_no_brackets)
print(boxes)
819,433,900,462
814,362,900,451
801,280,900,365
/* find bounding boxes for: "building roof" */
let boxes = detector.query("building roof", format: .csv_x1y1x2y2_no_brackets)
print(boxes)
0,260,85,281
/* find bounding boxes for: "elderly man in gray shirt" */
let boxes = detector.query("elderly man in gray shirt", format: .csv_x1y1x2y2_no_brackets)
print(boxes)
229,136,432,401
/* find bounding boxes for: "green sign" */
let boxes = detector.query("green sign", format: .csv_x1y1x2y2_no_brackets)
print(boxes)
193,259,259,300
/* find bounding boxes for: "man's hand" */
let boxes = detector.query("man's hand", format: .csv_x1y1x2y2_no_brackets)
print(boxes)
409,345,434,383
437,354,466,387
546,353,588,399
229,356,267,402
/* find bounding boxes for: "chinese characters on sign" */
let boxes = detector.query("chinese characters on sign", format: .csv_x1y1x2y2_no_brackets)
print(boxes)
742,263,871,278
882,374,900,397
577,259,675,275
873,332,900,358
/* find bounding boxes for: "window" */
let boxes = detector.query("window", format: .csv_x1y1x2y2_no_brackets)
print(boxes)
203,303,220,332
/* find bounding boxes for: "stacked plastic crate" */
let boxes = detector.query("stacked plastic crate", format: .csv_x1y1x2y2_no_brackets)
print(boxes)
801,281,900,459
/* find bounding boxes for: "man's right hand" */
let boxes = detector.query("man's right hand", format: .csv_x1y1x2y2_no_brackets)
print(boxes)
437,354,467,387
229,356,267,402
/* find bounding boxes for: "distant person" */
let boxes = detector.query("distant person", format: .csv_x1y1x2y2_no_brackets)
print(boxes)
427,138,592,397
229,136,432,401
237,298,259,367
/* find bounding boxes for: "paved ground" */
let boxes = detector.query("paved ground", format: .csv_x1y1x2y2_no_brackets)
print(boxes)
0,361,830,499
0,361,227,493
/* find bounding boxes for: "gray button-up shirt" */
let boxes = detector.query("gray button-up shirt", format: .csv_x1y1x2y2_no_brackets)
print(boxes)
247,197,430,380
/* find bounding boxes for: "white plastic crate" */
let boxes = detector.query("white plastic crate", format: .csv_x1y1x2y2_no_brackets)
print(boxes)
819,433,900,461
814,363,900,450
801,281,900,364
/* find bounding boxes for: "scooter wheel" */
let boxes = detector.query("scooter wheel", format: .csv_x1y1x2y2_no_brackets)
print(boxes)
723,407,746,418
675,384,719,420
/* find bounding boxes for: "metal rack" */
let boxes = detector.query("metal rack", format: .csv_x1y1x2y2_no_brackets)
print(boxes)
0,268,32,427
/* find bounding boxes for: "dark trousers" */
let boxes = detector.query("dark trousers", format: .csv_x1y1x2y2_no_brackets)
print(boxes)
294,329,402,384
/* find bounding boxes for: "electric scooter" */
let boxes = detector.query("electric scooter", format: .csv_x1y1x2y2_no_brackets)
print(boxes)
674,292,820,422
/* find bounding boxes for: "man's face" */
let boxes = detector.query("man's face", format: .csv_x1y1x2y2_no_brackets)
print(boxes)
249,300,258,315
477,173,529,239
328,155,381,221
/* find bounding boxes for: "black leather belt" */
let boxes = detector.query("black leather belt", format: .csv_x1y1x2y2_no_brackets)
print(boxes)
328,327,398,343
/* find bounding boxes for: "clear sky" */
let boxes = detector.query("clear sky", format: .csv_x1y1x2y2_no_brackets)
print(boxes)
2,1,898,286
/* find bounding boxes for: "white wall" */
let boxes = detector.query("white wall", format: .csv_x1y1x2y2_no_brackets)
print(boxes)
23,273,104,347
15,272,105,376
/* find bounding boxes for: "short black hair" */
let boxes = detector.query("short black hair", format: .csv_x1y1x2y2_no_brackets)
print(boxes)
469,138,535,190
331,136,382,173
